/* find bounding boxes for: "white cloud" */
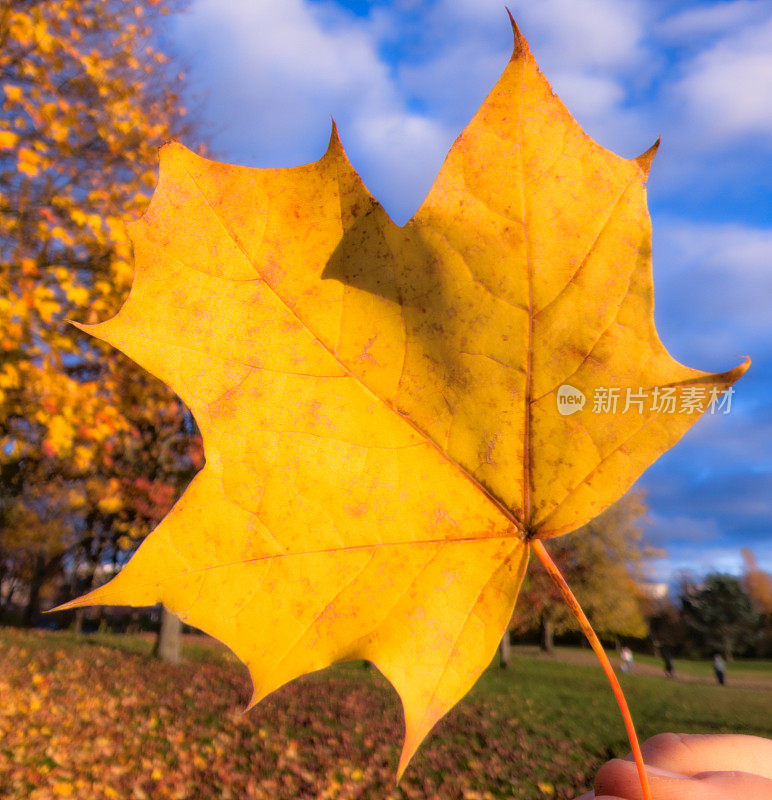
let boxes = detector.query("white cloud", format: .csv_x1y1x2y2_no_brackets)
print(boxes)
661,221,772,279
396,41,509,128
653,220,772,365
662,548,744,579
400,52,636,153
663,541,772,579
646,513,722,545
659,0,769,40
349,109,452,222
174,0,450,221
392,0,656,161
681,414,772,469
175,0,370,152
509,0,647,71
443,0,647,70
546,72,626,120
643,513,772,580
673,16,772,142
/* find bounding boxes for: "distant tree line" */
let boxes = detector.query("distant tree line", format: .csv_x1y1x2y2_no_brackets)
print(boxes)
647,550,772,660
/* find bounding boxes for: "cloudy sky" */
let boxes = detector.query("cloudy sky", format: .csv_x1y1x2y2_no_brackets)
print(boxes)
165,0,771,581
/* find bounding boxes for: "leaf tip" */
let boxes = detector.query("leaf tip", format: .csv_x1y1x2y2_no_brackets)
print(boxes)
506,9,527,59
66,317,103,338
713,354,751,386
44,599,80,614
395,747,413,783
45,587,102,614
48,568,157,614
156,139,198,183
732,354,752,379
66,317,114,345
157,138,188,161
325,116,344,157
396,719,429,781
635,137,661,179
243,682,267,715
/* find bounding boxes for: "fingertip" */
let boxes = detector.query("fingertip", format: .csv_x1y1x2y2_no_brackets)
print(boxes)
630,733,772,779
623,732,683,763
596,758,686,800
595,759,631,797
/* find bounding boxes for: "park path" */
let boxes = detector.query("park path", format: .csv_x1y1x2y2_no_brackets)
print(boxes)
511,645,772,691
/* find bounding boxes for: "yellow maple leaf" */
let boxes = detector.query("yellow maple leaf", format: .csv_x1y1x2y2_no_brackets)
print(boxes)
57,18,747,775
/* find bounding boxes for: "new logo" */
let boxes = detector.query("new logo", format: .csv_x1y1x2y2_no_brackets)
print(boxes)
556,384,586,416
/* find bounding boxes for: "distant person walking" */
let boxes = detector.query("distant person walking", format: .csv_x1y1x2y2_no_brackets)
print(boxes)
714,653,727,685
662,648,674,678
620,646,633,674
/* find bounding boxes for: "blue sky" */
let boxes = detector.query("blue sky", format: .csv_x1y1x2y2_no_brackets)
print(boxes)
166,0,771,581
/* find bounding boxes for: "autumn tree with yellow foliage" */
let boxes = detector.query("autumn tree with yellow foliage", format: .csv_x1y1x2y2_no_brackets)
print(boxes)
0,0,201,623
741,549,772,656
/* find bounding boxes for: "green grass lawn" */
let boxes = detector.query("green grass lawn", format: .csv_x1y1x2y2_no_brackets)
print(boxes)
476,648,771,749
1,628,769,800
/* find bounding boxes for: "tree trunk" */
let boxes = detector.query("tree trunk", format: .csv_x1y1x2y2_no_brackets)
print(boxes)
723,635,732,662
126,609,140,634
70,608,85,635
540,616,555,654
499,631,511,668
153,606,182,663
23,552,65,626
23,556,45,626
0,576,17,619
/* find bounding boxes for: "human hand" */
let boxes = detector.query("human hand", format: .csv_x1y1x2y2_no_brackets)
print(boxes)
573,732,772,799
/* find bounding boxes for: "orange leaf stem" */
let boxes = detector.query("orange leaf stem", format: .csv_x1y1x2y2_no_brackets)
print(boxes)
531,538,652,800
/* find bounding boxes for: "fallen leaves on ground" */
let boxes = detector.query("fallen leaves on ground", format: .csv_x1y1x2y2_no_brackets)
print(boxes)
0,630,590,800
